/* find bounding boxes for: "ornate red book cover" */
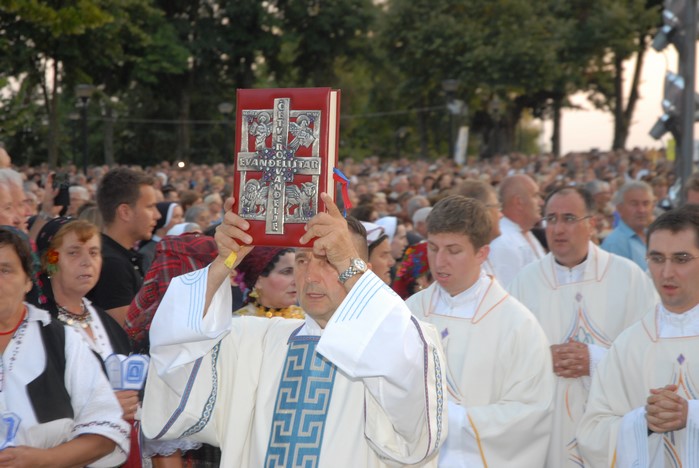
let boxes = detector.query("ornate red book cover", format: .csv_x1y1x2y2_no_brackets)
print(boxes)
232,88,341,247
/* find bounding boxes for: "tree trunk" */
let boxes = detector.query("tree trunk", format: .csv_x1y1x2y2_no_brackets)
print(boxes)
103,107,115,166
551,95,562,157
620,34,648,149
418,97,429,158
612,54,626,150
500,112,517,155
178,80,192,162
47,59,60,168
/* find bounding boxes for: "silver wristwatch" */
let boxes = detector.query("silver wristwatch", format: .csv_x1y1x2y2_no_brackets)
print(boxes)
338,258,368,284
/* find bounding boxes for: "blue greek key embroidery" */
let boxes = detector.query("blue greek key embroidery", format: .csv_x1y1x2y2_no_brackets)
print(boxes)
264,336,337,467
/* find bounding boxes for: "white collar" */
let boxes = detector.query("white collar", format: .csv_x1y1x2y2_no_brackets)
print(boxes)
433,272,491,319
658,303,699,338
499,216,522,234
300,314,323,337
25,302,51,326
553,252,590,285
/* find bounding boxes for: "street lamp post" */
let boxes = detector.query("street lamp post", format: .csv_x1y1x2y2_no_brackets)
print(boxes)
68,112,80,165
218,102,234,161
488,95,502,156
442,79,460,158
395,127,408,159
75,84,95,175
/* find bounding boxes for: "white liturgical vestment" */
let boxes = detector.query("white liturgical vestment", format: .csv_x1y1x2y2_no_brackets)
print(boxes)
509,243,658,467
141,268,446,467
578,306,699,467
407,274,554,467
488,216,545,287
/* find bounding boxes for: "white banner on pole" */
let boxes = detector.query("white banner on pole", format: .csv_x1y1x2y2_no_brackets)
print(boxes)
454,126,469,165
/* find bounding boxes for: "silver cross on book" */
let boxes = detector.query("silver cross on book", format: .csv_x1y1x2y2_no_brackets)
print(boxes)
232,88,341,248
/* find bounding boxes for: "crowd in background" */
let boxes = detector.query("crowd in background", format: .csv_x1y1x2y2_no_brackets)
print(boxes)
3,146,681,238
0,142,694,467
1,145,690,335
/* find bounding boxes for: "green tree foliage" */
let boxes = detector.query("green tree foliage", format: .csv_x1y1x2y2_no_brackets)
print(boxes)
579,0,662,149
0,0,188,167
379,0,662,157
1,1,112,166
0,0,665,166
380,0,561,157
269,0,375,86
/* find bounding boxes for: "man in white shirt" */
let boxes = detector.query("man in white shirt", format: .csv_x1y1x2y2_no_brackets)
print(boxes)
509,186,657,467
408,195,553,467
142,193,446,467
578,205,699,467
489,174,545,287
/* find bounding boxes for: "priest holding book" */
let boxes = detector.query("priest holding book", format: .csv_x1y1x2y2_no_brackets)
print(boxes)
141,193,446,467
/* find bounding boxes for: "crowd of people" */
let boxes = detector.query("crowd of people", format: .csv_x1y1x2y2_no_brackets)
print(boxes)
0,142,697,467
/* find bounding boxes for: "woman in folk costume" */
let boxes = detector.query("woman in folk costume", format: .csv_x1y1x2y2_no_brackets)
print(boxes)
361,221,395,285
34,217,194,467
0,227,129,467
233,246,303,319
392,241,433,300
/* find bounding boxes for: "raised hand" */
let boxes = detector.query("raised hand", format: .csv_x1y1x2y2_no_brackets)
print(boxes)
215,197,254,270
299,192,359,275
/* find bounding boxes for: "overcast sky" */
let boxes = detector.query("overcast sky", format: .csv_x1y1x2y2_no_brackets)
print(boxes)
541,48,697,154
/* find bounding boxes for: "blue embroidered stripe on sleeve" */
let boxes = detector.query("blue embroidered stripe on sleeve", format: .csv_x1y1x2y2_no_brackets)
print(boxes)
180,269,207,333
153,355,204,439
336,273,384,322
180,343,220,438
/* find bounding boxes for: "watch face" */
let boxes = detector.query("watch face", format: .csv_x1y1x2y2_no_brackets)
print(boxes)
352,258,367,272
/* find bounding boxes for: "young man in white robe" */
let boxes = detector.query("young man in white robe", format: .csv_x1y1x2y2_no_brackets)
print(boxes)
141,193,447,467
578,205,699,467
407,195,554,467
509,187,658,467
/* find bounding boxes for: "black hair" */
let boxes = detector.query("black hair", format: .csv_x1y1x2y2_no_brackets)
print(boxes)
259,248,295,278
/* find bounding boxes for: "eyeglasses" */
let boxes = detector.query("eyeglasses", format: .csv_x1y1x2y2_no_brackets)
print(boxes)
647,253,699,266
485,203,502,211
542,214,591,227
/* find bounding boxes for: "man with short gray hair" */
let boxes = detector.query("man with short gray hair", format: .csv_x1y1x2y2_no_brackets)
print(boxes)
412,206,432,239
67,185,90,217
0,168,28,232
601,181,654,270
184,203,211,230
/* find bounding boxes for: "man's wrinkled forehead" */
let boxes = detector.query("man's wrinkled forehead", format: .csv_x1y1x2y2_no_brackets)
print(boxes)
294,247,318,260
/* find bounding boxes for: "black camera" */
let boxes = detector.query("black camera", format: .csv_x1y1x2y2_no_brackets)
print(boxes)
53,172,71,207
